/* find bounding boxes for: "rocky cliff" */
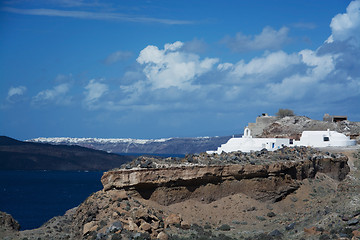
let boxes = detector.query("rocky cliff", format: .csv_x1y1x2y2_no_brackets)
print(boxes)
257,116,360,142
2,147,360,240
101,147,349,205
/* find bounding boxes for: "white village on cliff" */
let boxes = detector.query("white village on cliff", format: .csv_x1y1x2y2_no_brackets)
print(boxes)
207,113,357,154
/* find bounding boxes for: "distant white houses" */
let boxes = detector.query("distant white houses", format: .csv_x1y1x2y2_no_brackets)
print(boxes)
207,127,357,154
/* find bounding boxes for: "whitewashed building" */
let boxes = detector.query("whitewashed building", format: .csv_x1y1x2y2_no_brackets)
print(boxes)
295,129,356,148
207,127,356,154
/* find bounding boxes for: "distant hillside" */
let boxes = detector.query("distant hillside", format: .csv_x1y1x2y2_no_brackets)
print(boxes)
27,136,234,154
0,136,134,171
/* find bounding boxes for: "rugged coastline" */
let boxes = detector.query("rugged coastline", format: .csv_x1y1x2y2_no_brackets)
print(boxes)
26,116,360,155
1,146,359,240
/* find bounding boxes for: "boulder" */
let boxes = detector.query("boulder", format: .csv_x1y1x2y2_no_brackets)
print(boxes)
285,222,295,231
140,222,151,231
180,221,190,229
353,230,360,238
127,219,139,231
0,212,20,232
269,229,282,237
164,214,181,228
151,221,160,230
107,221,122,233
348,218,359,226
304,226,321,235
157,231,169,240
83,221,98,235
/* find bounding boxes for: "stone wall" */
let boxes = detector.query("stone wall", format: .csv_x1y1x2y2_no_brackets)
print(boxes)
248,115,278,137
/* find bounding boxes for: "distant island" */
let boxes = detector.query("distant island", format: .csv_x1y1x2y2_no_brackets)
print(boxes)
27,135,233,155
26,114,360,155
0,136,134,171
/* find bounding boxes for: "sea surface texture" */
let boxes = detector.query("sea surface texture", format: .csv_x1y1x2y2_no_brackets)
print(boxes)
0,171,103,230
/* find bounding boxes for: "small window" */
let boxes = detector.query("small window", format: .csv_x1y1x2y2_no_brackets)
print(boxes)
289,139,293,144
323,136,329,141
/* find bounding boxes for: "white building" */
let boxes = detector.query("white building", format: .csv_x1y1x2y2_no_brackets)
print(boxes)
207,127,356,154
295,129,356,148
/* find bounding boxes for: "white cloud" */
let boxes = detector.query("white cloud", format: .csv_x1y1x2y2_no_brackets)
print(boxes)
102,1,359,115
328,0,360,45
228,51,300,80
20,0,356,118
54,73,73,83
136,41,219,90
104,51,132,65
33,83,71,105
48,0,102,8
84,79,109,107
164,41,184,52
2,7,194,25
223,26,290,52
266,49,345,102
114,22,358,115
299,49,336,78
7,86,27,101
217,63,233,71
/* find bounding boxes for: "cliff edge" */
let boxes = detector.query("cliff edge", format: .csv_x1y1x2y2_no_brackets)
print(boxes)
102,147,349,205
3,146,360,240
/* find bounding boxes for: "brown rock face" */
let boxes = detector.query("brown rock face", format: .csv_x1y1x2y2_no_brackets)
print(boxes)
259,116,360,140
2,148,354,240
101,154,349,205
0,211,20,232
164,213,181,228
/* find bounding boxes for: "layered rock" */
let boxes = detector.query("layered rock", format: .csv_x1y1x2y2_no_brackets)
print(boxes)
1,147,356,240
101,148,349,205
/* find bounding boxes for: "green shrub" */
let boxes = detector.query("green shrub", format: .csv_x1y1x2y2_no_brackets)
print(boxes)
217,224,231,231
256,216,266,221
276,108,295,118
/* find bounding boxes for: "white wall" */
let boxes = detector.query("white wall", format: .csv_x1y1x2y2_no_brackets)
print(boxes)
294,130,356,147
207,129,356,154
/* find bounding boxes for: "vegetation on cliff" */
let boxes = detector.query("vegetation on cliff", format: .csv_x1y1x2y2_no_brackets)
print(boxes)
275,108,295,118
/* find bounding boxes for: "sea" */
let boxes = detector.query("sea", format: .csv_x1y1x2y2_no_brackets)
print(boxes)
0,170,104,230
0,153,186,231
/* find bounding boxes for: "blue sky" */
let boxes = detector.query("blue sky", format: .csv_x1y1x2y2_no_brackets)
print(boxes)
1,0,359,140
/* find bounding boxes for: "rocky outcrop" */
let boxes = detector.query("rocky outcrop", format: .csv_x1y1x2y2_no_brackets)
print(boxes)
1,147,356,240
0,212,20,232
69,189,169,240
101,148,350,205
259,116,360,141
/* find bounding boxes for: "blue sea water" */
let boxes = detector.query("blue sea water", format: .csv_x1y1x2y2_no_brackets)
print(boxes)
0,171,103,230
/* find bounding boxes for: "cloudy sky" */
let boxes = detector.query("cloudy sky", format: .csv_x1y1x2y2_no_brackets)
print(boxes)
1,0,360,140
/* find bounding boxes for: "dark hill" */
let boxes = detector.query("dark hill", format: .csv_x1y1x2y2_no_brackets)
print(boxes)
0,136,24,145
0,136,134,171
